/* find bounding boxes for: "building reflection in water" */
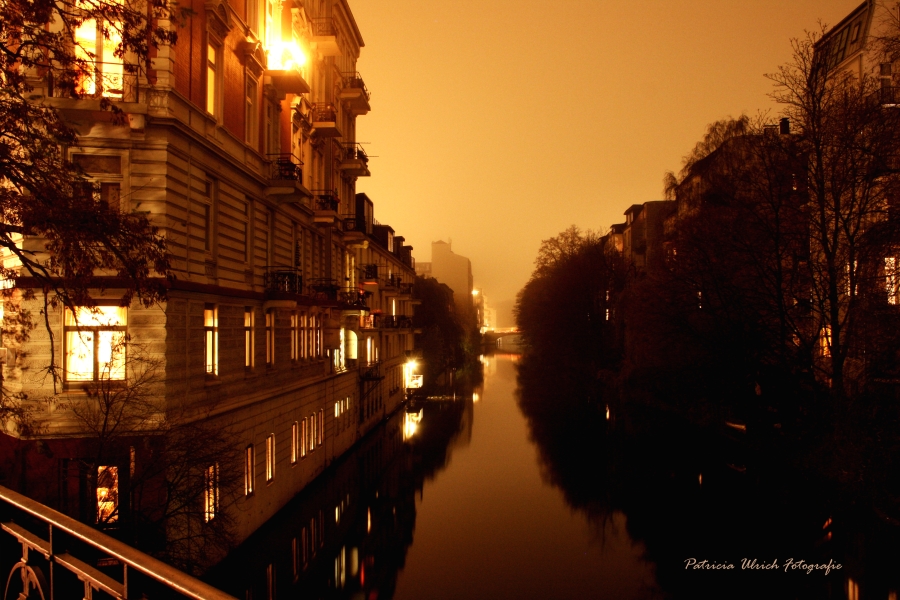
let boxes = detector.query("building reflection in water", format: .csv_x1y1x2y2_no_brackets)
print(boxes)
205,382,474,600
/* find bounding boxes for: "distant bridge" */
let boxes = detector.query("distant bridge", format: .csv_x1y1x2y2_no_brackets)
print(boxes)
482,328,521,345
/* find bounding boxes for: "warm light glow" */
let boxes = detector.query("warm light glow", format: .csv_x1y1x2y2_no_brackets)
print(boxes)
268,41,307,71
96,466,118,523
403,409,423,441
473,392,480,402
472,289,479,295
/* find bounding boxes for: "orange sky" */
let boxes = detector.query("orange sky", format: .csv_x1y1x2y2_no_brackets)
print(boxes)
352,0,859,325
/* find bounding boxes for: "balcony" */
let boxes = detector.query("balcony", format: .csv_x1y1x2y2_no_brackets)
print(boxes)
309,278,339,303
311,18,341,56
341,217,367,247
46,64,140,105
339,143,370,177
339,72,370,115
312,189,340,224
311,103,342,138
265,154,311,204
264,267,303,296
362,263,379,282
339,287,370,310
264,69,310,98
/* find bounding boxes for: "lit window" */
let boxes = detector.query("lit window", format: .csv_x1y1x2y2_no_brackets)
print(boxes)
291,421,299,464
205,305,218,375
207,42,220,116
886,257,898,305
290,312,299,361
245,444,255,496
64,306,126,382
315,314,323,358
820,326,832,357
266,434,275,482
73,0,125,99
204,463,219,522
318,409,324,445
96,465,118,524
245,308,255,367
309,413,316,452
266,309,275,365
300,417,308,457
246,75,259,147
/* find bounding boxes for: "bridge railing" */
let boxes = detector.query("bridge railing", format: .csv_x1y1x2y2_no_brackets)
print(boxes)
0,485,236,599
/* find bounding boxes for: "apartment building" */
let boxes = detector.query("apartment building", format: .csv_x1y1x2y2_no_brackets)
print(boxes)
0,0,417,551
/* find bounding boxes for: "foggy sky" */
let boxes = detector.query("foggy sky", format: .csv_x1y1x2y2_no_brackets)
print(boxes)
352,0,857,325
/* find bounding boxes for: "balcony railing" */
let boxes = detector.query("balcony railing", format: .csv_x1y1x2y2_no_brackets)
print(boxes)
48,65,140,103
0,485,235,599
339,287,369,309
309,278,339,301
362,264,379,281
311,17,335,36
341,142,368,162
313,190,339,212
342,72,371,100
342,218,365,232
267,153,303,181
311,103,338,122
264,267,303,295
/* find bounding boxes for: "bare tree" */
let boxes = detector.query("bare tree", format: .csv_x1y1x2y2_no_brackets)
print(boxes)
768,30,900,396
54,339,241,573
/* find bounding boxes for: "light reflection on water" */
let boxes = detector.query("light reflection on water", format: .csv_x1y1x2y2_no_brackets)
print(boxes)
208,343,900,599
205,352,663,599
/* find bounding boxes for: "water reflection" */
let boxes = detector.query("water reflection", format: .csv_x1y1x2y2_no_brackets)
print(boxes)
513,345,900,599
205,388,473,600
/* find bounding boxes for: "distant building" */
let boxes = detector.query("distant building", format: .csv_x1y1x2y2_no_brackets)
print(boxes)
416,241,474,311
622,201,675,274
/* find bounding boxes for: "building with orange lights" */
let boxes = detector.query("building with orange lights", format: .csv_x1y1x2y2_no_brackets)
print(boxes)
0,0,418,552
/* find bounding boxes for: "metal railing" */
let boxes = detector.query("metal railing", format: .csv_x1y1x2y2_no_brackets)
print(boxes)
309,278,339,301
312,190,339,212
48,66,140,103
310,103,337,122
338,287,369,309
311,17,335,36
341,72,370,100
340,142,368,162
263,268,303,295
0,485,235,599
267,153,303,181
341,218,364,232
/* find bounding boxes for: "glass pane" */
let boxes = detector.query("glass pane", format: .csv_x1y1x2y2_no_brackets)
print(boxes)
97,466,119,523
66,331,94,381
66,306,126,327
98,330,126,380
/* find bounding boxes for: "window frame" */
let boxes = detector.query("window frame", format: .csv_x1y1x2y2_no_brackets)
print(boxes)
244,444,255,496
63,305,127,385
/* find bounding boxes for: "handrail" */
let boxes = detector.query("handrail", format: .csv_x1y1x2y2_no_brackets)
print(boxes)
0,485,236,600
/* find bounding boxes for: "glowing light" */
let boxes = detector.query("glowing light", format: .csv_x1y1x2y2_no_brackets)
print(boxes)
268,41,306,71
403,409,423,441
473,392,480,402
472,289,479,295
605,405,610,421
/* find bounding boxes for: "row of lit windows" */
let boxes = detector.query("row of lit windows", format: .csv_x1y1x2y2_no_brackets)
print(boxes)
205,305,325,376
245,410,325,496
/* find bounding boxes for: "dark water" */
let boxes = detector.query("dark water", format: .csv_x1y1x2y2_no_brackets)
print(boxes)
206,348,900,600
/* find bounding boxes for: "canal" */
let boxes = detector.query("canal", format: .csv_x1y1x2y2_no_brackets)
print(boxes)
206,345,900,599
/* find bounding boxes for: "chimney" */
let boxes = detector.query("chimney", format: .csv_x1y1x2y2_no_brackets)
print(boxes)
780,117,790,135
